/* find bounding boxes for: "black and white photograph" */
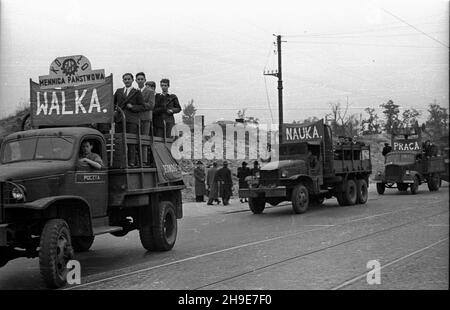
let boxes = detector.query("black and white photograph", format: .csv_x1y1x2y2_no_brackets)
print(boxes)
0,0,448,294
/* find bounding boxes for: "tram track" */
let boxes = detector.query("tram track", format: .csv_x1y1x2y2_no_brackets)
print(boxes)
66,201,448,290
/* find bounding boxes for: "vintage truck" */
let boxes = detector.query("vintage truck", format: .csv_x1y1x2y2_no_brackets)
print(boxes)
374,127,445,194
0,67,184,288
239,120,372,214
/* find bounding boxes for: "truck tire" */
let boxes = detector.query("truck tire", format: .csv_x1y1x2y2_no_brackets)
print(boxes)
376,183,385,195
427,173,440,192
39,219,74,289
248,197,266,214
342,179,357,206
397,183,408,191
336,193,346,206
356,179,368,204
139,216,155,252
152,201,177,251
410,176,419,195
291,184,309,214
72,236,95,252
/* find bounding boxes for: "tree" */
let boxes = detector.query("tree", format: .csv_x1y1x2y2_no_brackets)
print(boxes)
327,101,360,137
182,99,197,126
380,100,400,134
361,107,381,135
400,108,420,128
425,102,449,139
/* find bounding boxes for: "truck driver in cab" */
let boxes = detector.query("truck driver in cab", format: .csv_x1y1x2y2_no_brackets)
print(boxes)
79,140,103,169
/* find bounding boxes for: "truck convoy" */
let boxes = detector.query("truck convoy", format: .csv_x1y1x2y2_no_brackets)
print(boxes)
0,56,185,288
374,126,445,194
239,120,372,214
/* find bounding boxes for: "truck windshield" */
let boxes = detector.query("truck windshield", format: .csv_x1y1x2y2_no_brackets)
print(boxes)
385,153,415,164
1,136,75,163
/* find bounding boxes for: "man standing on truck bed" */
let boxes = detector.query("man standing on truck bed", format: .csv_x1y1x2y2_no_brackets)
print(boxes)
136,72,155,166
153,78,181,138
114,73,145,166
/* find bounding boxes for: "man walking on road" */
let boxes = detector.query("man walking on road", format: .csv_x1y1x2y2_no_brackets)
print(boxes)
237,161,251,203
194,161,206,202
206,162,220,205
215,161,233,206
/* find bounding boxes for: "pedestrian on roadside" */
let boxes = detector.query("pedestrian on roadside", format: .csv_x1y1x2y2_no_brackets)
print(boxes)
214,161,233,206
250,160,260,177
237,161,251,203
194,161,206,202
206,162,220,205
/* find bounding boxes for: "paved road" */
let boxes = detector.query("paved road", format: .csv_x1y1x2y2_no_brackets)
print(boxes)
0,183,448,290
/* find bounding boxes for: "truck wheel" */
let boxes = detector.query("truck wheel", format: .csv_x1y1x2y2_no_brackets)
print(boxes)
248,197,266,214
410,176,419,195
139,214,155,252
356,179,368,204
397,183,408,191
39,219,74,289
427,173,440,192
72,236,95,252
342,179,357,206
336,193,346,206
376,183,385,195
291,184,309,214
152,201,177,251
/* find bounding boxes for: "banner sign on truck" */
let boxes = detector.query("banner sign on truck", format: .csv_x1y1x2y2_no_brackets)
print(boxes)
392,139,421,151
282,119,324,143
39,55,105,89
30,75,114,126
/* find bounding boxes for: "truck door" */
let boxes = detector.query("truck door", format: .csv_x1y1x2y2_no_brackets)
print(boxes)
75,136,109,218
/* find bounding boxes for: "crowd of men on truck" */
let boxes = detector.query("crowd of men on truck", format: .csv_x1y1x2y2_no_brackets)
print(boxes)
110,72,181,167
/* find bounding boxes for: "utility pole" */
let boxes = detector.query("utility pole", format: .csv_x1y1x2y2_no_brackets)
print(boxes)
264,34,285,144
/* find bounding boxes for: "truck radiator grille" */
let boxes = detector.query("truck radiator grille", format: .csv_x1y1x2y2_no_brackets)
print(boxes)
385,165,402,178
259,170,279,186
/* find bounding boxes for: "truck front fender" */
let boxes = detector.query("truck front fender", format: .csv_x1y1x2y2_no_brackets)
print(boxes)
18,195,91,211
11,196,93,236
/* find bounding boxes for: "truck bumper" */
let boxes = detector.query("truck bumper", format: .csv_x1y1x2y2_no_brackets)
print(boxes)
0,224,7,247
239,186,287,198
374,174,414,184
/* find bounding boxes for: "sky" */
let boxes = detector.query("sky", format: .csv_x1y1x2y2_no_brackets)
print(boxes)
0,0,448,126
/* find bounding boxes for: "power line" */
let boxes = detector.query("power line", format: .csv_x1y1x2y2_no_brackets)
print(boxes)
286,41,445,48
381,8,449,49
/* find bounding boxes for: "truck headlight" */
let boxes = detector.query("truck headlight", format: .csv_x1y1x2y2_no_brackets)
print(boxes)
11,187,24,201
281,169,288,178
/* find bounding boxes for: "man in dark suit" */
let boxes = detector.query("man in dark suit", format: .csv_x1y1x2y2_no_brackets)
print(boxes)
114,73,145,166
153,78,181,138
214,161,233,206
136,73,155,165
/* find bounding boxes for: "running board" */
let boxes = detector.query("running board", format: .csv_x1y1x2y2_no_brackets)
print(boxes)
93,226,123,236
